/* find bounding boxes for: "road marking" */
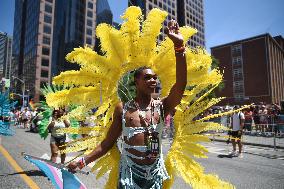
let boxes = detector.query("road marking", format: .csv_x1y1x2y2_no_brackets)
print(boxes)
0,145,40,189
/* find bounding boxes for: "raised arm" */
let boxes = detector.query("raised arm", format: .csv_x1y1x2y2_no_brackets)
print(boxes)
163,20,187,116
68,102,123,172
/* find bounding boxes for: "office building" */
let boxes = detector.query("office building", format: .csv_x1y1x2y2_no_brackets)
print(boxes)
0,32,13,80
128,0,205,47
12,0,97,101
95,0,113,54
211,34,284,105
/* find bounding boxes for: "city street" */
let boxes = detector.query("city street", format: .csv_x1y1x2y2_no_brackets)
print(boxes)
1,127,283,189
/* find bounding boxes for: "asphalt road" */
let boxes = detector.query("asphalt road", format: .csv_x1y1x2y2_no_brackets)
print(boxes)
1,127,284,189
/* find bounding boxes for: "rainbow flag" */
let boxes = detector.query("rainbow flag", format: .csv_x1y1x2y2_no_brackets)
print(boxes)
29,100,36,110
24,155,87,189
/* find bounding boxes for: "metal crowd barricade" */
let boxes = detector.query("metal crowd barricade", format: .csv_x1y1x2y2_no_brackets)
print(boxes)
207,113,284,150
241,114,283,150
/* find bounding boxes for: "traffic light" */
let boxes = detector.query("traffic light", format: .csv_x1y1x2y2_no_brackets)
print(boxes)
10,93,14,99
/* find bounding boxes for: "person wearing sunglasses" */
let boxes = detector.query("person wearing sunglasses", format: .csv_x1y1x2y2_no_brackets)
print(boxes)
68,20,186,188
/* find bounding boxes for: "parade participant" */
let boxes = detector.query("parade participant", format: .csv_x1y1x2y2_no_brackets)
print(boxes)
68,19,185,188
0,92,17,136
48,109,70,163
21,107,31,129
46,6,235,189
229,105,245,158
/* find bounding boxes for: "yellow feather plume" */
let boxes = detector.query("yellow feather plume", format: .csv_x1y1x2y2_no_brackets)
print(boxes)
45,6,236,189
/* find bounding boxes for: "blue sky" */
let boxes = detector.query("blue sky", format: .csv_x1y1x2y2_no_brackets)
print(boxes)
1,0,283,52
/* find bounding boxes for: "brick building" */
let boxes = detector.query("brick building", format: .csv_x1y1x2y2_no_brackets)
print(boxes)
211,34,284,105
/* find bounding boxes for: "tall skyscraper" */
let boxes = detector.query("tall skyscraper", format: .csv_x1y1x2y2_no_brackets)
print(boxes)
52,0,97,77
211,34,284,105
12,0,97,101
96,0,113,25
128,0,205,47
0,32,13,80
177,0,205,47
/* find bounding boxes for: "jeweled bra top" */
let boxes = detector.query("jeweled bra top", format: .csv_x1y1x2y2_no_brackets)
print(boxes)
121,99,164,160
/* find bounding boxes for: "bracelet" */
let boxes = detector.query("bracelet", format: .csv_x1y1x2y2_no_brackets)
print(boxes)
77,157,86,169
175,49,186,56
174,46,185,52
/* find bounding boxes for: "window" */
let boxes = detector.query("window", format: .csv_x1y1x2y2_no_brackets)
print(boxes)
233,68,243,77
232,44,242,54
87,10,93,17
87,19,92,27
41,70,49,78
42,47,50,55
40,81,47,88
41,58,49,66
86,28,92,35
88,2,93,9
232,56,242,65
44,14,52,24
43,25,51,34
234,93,244,100
42,36,50,45
45,4,52,13
86,37,92,45
233,81,244,93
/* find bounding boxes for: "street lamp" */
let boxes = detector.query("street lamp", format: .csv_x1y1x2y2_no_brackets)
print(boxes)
12,76,25,108
26,89,30,107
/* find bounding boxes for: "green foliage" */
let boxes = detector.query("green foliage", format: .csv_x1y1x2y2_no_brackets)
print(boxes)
38,101,53,139
117,71,136,103
210,56,225,97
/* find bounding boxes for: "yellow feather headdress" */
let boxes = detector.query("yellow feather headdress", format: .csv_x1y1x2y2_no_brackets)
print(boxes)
46,6,236,189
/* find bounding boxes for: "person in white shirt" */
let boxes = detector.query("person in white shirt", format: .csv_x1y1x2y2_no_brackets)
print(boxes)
229,105,245,157
48,109,70,163
21,108,31,129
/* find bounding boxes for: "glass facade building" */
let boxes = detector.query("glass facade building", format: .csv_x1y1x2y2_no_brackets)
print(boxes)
95,0,113,54
0,32,13,80
52,0,97,77
129,0,205,47
12,0,97,101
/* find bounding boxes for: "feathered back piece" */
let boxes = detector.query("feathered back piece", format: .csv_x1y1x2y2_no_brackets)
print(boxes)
0,91,17,136
37,85,80,139
44,6,240,189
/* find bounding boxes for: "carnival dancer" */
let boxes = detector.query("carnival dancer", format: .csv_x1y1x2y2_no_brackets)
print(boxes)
46,6,236,189
0,92,17,136
48,109,70,163
68,20,186,188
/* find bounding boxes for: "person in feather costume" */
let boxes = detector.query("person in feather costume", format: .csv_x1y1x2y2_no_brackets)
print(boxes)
44,6,252,189
67,17,185,188
0,91,17,136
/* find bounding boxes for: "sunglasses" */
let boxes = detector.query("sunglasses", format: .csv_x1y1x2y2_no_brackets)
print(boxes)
144,75,158,81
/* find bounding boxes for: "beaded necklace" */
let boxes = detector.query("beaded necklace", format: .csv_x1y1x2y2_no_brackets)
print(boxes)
133,99,160,159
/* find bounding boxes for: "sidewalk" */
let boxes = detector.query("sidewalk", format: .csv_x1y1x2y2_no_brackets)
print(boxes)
209,132,284,149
